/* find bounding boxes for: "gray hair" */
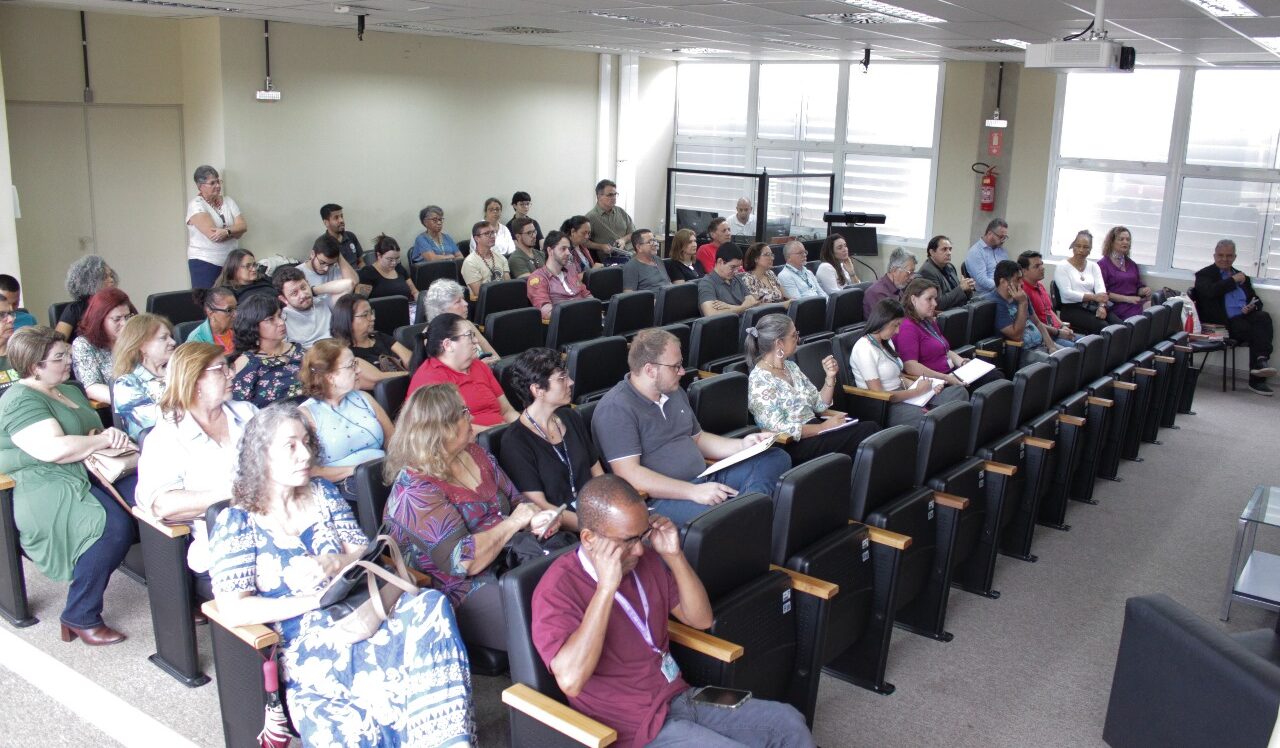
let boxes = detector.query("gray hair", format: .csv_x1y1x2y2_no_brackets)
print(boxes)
1215,238,1237,253
984,218,1008,235
887,247,917,272
64,255,118,299
743,313,794,369
784,239,806,256
424,279,466,322
421,205,443,222
193,165,219,185
232,402,319,515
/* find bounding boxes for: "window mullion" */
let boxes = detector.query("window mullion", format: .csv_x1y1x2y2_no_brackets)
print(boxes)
1157,67,1196,273
745,62,761,173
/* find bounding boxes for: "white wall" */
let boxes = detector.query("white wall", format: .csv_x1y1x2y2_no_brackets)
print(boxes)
0,51,18,289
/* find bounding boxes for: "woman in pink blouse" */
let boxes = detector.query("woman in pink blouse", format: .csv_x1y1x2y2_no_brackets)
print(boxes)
895,278,1003,389
1097,226,1151,321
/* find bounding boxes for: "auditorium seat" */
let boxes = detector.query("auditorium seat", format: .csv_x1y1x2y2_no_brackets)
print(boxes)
473,279,529,325
964,380,1026,594
791,338,843,411
788,295,831,344
937,306,970,354
1039,347,1089,532
173,319,201,344
1001,362,1058,563
146,289,204,325
393,322,427,372
825,288,865,334
412,259,461,291
654,282,700,326
739,303,787,348
687,372,757,439
368,295,409,336
564,336,629,404
1120,314,1159,460
583,265,623,302
484,308,545,358
603,290,655,340
47,301,71,328
545,298,602,353
832,328,891,426
1070,334,1116,503
372,374,410,421
0,472,34,628
1097,324,1138,482
690,314,745,375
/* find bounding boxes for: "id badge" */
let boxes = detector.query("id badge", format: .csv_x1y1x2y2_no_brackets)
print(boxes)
660,651,680,683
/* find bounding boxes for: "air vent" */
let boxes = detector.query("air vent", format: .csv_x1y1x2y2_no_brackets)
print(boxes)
670,47,733,55
764,39,836,52
582,11,685,28
490,26,559,34
953,45,1022,53
837,0,944,23
374,21,485,36
103,0,240,11
805,12,898,25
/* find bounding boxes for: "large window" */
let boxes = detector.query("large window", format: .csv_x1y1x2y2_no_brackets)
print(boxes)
673,62,942,243
1047,68,1280,282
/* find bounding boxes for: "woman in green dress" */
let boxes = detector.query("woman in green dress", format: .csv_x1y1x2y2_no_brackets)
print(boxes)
0,326,137,645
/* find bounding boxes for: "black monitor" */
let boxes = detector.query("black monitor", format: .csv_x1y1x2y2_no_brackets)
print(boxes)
676,208,718,236
831,226,879,257
764,217,791,238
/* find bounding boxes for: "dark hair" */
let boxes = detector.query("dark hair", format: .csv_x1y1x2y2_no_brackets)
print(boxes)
320,203,342,221
577,474,644,534
926,235,951,256
471,220,490,239
820,234,850,286
312,240,340,260
1016,250,1042,270
425,312,466,358
743,242,770,272
329,293,365,345
511,191,531,204
373,234,400,256
510,216,535,238
196,285,236,311
707,217,728,236
865,298,906,338
504,347,562,408
0,274,19,294
78,288,136,350
232,293,281,354
993,259,1022,287
594,179,616,195
631,228,652,250
544,230,569,250
214,248,256,289
484,197,502,213
984,218,1008,236
272,265,307,296
560,216,590,236
715,243,743,264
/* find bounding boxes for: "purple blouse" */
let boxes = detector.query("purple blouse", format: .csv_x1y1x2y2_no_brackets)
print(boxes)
1097,256,1145,321
894,316,952,374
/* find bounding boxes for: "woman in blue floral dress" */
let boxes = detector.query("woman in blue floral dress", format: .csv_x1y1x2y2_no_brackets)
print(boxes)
230,294,304,407
208,402,474,747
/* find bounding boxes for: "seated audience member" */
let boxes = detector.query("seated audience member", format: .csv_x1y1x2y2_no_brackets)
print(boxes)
863,247,916,317
501,348,606,532
0,326,137,645
988,260,1057,366
963,218,1010,296
697,244,760,317
851,299,967,427
461,220,511,298
299,240,359,310
532,474,816,748
622,229,672,292
212,248,274,302
918,235,974,311
209,403,474,745
313,203,363,268
727,196,756,236
666,229,703,284
507,191,544,246
695,217,733,274
357,234,418,301
422,280,498,362
1056,229,1120,334
741,243,789,306
1196,238,1276,396
777,240,825,300
0,298,19,397
507,216,547,278
0,274,38,329
1018,250,1075,348
746,314,878,461
273,266,332,350
591,328,790,526
111,314,176,439
1098,225,1151,321
383,384,562,651
188,286,237,355
815,234,861,294
406,313,517,432
483,197,516,257
135,342,258,573
527,232,592,321
411,205,460,264
897,278,1003,389
562,216,601,272
299,339,394,500
71,288,136,403
56,254,119,340
331,294,410,387
585,179,636,260
186,165,247,289
230,294,304,407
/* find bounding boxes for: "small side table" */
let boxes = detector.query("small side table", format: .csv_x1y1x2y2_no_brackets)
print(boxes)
1221,485,1280,621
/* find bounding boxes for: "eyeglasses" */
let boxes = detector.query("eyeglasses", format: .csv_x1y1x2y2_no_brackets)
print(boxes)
354,310,376,319
338,359,359,371
0,311,15,321
40,352,71,364
426,215,444,223
598,527,652,549
314,257,337,269
450,330,476,341
201,179,222,186
550,371,570,383
651,359,684,372
475,231,496,238
208,304,236,314
456,406,473,420
204,363,233,376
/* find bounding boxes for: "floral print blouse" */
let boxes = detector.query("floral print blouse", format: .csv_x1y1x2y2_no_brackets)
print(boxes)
112,364,166,439
70,337,112,393
741,270,788,304
747,361,828,440
383,443,529,606
232,343,304,407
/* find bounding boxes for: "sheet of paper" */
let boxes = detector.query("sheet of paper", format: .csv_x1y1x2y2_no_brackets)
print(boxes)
698,434,777,479
816,417,861,433
953,357,996,384
901,378,946,407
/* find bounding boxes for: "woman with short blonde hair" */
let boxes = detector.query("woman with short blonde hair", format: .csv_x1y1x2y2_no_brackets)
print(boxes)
110,313,175,439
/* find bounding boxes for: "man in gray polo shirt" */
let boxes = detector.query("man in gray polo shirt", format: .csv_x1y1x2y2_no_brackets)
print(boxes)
622,228,671,292
697,243,760,317
591,328,790,526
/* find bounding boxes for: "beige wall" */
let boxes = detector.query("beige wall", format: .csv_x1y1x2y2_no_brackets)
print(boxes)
0,52,17,286
932,62,984,264
633,58,676,233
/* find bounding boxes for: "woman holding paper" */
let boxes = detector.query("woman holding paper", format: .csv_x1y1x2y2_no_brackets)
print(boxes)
896,278,1004,389
851,299,968,427
745,313,879,461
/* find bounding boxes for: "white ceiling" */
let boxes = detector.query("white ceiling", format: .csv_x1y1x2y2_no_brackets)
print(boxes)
10,0,1280,65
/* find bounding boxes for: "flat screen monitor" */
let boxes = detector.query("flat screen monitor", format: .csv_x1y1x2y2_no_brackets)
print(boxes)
831,226,879,257
676,208,718,236
764,217,791,238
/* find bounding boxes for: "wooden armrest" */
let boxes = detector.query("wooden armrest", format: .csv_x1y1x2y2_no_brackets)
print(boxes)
501,684,617,748
769,564,838,600
90,399,109,410
542,319,550,326
850,521,913,549
1024,436,1055,450
841,384,892,401
1113,380,1138,391
1188,333,1211,340
1087,396,1113,408
201,600,279,649
774,434,793,445
475,324,485,333
132,506,191,538
974,349,998,359
1154,355,1175,364
1004,338,1023,348
0,473,13,491
1134,367,1156,377
932,491,969,511
668,621,743,663
697,370,716,379
983,460,1017,476
1058,413,1086,427
1174,344,1193,353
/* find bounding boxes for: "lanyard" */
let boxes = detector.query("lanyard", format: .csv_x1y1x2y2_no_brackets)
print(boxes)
577,547,659,654
868,335,903,369
524,411,576,499
921,318,950,349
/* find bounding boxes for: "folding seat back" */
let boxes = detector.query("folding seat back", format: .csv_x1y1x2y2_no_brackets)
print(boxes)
489,356,524,408
937,306,970,350
965,380,1027,573
791,339,834,401
474,279,530,324
690,313,744,374
367,295,409,336
1141,306,1177,440
173,319,201,344
545,298,603,353
1009,361,1053,431
657,322,695,388
966,299,999,346
146,290,204,325
1040,348,1089,531
805,260,822,275
412,259,461,292
1003,362,1058,561
603,290,655,339
352,458,390,538
575,400,597,437
476,422,508,464
48,301,71,329
831,327,890,426
654,282,700,325
1120,316,1157,459
393,322,426,355
1050,346,1084,405
1068,334,1115,503
788,296,830,343
373,374,410,422
1102,324,1134,375
485,307,546,357
565,336,629,404
583,266,623,302
739,303,788,348
687,372,757,438
1126,314,1153,359
1160,298,1197,424
825,288,865,333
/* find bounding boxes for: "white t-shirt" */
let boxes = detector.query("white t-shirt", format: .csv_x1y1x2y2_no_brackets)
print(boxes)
1054,258,1108,304
493,223,516,256
186,195,242,266
850,334,904,391
815,261,855,294
727,214,756,236
299,261,344,310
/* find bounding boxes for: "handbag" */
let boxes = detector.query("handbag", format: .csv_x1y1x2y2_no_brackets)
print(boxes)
319,534,419,645
84,443,140,484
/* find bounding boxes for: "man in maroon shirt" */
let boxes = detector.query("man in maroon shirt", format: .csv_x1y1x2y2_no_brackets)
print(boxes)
527,238,592,320
531,475,814,748
1018,250,1076,348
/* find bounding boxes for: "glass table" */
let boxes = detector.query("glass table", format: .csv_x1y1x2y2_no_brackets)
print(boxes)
1221,485,1280,621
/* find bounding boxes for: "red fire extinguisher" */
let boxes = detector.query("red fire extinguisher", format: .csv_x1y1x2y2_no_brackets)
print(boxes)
973,163,997,212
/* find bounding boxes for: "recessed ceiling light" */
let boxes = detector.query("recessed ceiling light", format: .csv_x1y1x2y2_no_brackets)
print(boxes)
993,38,1029,49
374,21,485,36
583,11,685,28
490,26,559,34
103,0,240,11
1253,36,1280,54
806,12,897,25
837,0,945,23
670,47,733,55
1183,0,1258,17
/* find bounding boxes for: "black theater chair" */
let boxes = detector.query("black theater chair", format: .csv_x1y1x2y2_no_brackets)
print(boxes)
0,472,35,628
1000,362,1058,563
654,282,700,326
1120,314,1159,459
603,290,655,339
937,306,971,357
146,289,204,325
485,307,546,357
964,381,1026,592
739,303,787,348
1096,324,1138,482
412,259,462,291
393,322,426,372
473,279,530,325
690,313,745,376
791,338,845,411
48,301,72,328
687,372,758,439
789,295,831,343
1038,347,1089,532
546,298,603,353
832,328,892,426
565,336,629,404
825,288,865,334
373,374,410,421
965,299,1005,365
1163,298,1204,418
583,266,623,302
1069,334,1115,504
173,319,201,343
368,295,410,336
1141,305,1177,443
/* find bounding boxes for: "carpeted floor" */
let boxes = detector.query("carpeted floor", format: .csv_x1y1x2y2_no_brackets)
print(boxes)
0,377,1275,747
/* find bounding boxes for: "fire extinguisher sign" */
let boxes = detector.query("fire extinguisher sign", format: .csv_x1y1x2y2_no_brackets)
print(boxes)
988,130,1003,157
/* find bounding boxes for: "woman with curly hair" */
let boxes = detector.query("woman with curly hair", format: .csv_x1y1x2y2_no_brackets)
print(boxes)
70,287,136,403
208,402,475,746
55,255,119,341
229,294,303,407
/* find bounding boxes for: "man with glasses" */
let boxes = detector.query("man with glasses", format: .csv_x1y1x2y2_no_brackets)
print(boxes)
461,221,511,297
963,217,1010,296
273,266,332,350
527,231,592,321
0,298,19,397
697,244,760,318
776,240,826,300
312,203,364,269
299,240,358,311
1195,238,1275,396
586,179,637,261
507,216,546,278
532,474,815,748
592,328,790,526
507,191,543,247
622,229,672,292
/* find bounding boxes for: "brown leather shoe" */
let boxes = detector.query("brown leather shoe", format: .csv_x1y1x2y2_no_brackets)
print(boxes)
60,622,126,646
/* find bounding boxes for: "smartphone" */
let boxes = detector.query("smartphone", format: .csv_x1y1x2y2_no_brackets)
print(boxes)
690,686,752,709
537,505,567,539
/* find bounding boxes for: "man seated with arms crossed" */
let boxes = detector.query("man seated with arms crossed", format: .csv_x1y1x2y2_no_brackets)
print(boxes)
313,203,363,269
1195,238,1275,396
585,179,636,262
527,233,593,321
622,229,672,292
299,239,359,310
592,328,789,526
273,266,332,350
1018,250,1075,348
695,218,734,274
862,247,916,317
532,474,815,748
697,244,760,318
918,235,974,311
776,240,825,300
988,259,1057,366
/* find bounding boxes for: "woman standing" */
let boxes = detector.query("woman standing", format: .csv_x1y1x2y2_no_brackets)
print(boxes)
55,255,118,341
208,403,475,746
483,197,516,257
815,234,861,294
850,299,967,427
667,228,703,283
110,314,176,439
1056,229,1121,334
357,235,418,302
230,294,304,407
212,249,274,302
185,166,247,289
71,288,136,403
187,286,237,355
406,313,517,433
741,243,790,306
1097,226,1151,321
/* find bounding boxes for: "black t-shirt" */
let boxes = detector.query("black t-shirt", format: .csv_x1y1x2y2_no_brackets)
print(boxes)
668,260,703,283
358,264,413,300
313,231,363,267
59,298,89,338
351,331,407,373
499,407,599,509
233,279,276,302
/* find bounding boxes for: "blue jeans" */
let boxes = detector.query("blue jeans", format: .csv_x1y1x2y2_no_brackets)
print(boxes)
188,259,222,289
647,689,815,747
649,447,791,526
62,474,138,628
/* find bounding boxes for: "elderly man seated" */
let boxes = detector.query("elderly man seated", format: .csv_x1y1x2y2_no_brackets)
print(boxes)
776,240,825,300
1195,239,1275,396
863,247,916,317
697,244,760,317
